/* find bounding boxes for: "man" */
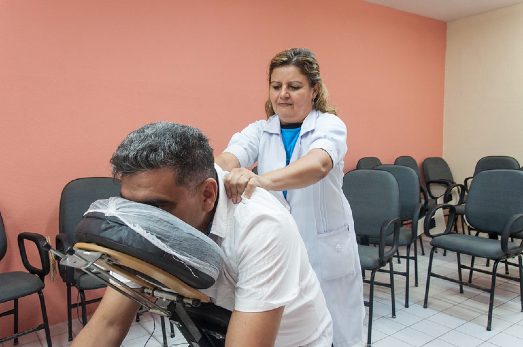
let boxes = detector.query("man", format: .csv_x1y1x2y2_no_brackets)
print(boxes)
71,122,333,347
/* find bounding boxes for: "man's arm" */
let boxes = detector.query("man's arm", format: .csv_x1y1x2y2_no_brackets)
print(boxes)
71,287,140,347
225,307,285,347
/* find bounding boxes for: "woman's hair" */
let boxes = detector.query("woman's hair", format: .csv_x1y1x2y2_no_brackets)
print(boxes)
264,48,338,118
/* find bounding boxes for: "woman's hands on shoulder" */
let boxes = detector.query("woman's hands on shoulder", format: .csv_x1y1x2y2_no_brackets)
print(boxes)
224,168,269,204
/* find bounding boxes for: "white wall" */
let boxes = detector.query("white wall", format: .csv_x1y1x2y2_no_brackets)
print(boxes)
443,3,523,183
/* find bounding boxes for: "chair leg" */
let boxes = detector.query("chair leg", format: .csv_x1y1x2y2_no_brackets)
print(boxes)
67,284,73,341
38,291,53,347
14,298,19,344
79,289,88,326
396,250,401,264
413,241,419,287
160,315,168,347
518,255,523,312
457,253,464,294
418,235,425,255
424,247,437,308
366,270,377,347
170,321,175,338
389,260,396,318
486,260,500,331
505,260,509,275
468,256,475,283
404,245,411,308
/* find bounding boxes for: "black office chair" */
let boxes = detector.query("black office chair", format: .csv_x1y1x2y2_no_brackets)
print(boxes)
0,212,53,346
56,177,122,341
356,157,382,169
374,165,423,307
422,157,466,233
423,169,523,331
343,169,401,347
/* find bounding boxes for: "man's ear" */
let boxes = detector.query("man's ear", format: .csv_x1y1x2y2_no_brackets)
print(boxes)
200,178,218,212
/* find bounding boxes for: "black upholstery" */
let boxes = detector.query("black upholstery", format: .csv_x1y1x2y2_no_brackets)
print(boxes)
343,169,401,347
422,157,466,233
356,157,382,170
375,165,423,307
0,212,52,346
56,177,122,341
423,170,523,331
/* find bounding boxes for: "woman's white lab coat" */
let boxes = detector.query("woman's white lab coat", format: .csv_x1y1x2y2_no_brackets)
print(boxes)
223,109,365,347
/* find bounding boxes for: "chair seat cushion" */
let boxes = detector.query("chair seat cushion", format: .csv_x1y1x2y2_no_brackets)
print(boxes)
430,233,522,259
0,272,44,303
369,227,415,247
358,245,386,270
454,205,466,215
75,271,107,290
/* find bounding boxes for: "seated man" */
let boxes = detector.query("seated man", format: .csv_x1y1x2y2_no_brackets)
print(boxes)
71,122,333,347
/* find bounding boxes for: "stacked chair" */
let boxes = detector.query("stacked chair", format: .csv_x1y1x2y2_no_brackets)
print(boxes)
0,212,53,346
374,165,423,308
343,169,401,347
423,169,523,331
356,157,382,170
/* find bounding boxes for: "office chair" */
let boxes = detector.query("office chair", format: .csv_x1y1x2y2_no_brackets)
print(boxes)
0,211,52,346
374,165,423,307
423,169,523,331
343,169,401,347
356,157,382,169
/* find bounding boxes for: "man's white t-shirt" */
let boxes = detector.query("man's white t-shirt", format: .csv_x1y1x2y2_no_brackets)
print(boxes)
202,165,332,347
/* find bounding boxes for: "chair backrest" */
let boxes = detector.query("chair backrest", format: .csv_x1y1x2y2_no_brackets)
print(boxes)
375,165,420,221
0,212,7,261
422,157,454,182
394,156,421,182
473,156,520,176
356,157,382,170
59,177,122,243
343,169,400,238
466,170,523,234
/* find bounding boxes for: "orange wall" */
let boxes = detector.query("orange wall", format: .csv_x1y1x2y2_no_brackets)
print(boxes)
0,0,446,332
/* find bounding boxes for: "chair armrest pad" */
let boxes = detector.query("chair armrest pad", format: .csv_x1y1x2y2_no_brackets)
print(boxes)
17,232,50,280
423,204,456,239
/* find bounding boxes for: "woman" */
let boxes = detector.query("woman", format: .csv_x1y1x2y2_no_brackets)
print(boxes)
215,48,364,347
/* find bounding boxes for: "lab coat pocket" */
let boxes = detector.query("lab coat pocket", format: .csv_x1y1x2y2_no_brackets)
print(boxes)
317,227,357,281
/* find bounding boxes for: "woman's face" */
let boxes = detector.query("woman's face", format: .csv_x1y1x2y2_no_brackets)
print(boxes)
269,65,319,124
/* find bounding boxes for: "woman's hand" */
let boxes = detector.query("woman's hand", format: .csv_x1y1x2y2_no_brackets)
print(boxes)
224,168,268,204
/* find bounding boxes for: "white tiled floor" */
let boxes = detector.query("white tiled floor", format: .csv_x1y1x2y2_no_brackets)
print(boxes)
3,236,523,347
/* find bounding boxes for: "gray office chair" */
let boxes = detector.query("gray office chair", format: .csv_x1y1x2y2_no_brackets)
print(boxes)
464,156,520,191
343,169,401,347
0,212,52,346
395,155,430,255
374,165,423,307
423,169,523,331
356,157,382,169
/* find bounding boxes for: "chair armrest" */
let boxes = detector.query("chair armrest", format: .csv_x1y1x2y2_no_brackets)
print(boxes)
379,217,401,262
464,176,473,192
55,234,76,282
56,233,75,255
420,186,429,216
443,183,466,205
17,232,51,281
409,202,423,239
423,204,456,238
426,179,453,199
501,213,523,254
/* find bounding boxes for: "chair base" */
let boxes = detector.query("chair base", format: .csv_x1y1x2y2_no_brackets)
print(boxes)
423,247,523,331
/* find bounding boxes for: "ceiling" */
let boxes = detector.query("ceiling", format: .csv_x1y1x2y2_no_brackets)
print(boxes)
362,0,523,22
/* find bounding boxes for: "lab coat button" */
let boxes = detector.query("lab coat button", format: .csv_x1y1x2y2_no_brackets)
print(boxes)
336,244,342,252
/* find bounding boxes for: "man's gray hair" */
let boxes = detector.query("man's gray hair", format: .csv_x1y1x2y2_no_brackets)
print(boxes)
111,122,216,191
